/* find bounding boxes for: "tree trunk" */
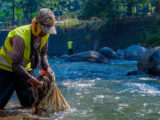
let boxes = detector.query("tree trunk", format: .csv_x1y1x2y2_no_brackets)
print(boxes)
158,0,160,14
30,0,32,18
49,0,54,11
23,9,29,24
12,0,15,25
127,0,133,17
151,1,153,15
143,2,145,16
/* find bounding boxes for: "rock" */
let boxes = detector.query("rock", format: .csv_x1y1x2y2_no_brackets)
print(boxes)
124,45,149,61
137,49,154,72
137,47,160,76
115,49,124,59
126,70,139,76
98,47,116,59
65,51,108,63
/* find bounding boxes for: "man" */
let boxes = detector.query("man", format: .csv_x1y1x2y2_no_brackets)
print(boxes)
67,40,73,55
0,8,56,109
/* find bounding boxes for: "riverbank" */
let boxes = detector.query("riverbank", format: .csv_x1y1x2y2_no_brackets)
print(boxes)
0,16,159,56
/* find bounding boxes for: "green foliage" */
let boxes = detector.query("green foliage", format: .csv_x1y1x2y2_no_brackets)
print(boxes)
17,0,48,19
85,33,92,40
80,0,117,20
44,0,82,17
80,0,159,20
0,0,83,26
89,18,105,31
0,2,12,21
59,18,78,29
15,9,23,25
133,15,160,47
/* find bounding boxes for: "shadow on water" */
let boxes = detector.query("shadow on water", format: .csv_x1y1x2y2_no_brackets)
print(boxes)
2,59,160,120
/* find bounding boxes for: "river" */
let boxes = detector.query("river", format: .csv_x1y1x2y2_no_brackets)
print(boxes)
1,59,160,120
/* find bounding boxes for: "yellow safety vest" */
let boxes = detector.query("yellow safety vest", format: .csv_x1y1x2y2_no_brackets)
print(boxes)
0,24,49,72
68,41,73,49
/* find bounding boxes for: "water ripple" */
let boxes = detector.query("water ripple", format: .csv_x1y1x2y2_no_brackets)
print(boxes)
123,83,160,96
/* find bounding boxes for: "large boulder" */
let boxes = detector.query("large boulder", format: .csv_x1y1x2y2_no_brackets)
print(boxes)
137,47,160,76
124,45,149,60
65,51,108,63
98,47,116,59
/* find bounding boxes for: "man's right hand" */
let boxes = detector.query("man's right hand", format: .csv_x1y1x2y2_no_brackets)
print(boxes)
27,77,43,88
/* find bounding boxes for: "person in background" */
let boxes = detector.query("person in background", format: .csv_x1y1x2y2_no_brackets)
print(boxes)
0,8,56,109
67,40,73,55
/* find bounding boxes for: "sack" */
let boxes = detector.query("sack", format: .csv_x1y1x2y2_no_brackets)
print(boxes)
36,75,70,116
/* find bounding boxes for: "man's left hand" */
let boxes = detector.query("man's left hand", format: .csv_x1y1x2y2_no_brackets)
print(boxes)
47,67,55,79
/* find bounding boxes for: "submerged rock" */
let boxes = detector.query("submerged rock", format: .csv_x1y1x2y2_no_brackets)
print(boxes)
124,45,149,61
137,47,160,76
98,47,116,59
126,70,139,76
65,51,108,63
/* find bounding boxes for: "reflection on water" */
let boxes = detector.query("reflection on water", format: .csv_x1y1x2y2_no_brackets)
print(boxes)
1,59,160,120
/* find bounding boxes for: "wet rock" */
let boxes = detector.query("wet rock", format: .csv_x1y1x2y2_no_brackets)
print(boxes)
126,70,139,76
65,51,108,63
124,45,149,61
98,47,116,59
137,47,160,76
115,49,124,59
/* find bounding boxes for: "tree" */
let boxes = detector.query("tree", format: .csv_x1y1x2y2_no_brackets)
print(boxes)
2,0,19,24
47,0,82,16
17,0,47,19
80,0,118,20
0,0,83,24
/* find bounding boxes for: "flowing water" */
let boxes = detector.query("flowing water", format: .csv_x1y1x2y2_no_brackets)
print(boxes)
1,59,160,120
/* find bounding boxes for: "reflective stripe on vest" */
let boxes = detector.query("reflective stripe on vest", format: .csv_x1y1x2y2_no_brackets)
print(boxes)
3,45,12,58
0,55,10,67
1,45,31,70
0,24,49,72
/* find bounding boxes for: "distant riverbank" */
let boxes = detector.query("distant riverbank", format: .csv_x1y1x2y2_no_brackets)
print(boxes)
0,16,159,56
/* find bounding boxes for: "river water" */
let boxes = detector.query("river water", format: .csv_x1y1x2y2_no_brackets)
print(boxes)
1,59,160,120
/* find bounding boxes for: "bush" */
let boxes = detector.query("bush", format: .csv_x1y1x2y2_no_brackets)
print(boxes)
59,19,79,29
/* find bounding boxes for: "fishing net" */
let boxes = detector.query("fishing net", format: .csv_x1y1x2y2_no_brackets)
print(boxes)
35,75,70,116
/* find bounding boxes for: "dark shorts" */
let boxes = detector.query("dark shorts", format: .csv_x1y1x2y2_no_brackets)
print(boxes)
0,69,34,109
68,49,73,55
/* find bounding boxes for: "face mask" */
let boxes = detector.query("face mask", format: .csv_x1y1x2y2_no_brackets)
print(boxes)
31,18,41,36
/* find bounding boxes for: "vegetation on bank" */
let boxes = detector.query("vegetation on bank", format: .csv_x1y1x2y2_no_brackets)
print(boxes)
46,0,160,48
79,0,160,48
143,16,160,47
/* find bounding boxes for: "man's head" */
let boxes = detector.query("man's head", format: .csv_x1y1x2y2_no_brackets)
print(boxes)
36,8,57,35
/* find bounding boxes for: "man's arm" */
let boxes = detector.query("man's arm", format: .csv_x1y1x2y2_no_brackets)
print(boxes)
12,36,43,88
40,40,50,71
41,40,55,77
